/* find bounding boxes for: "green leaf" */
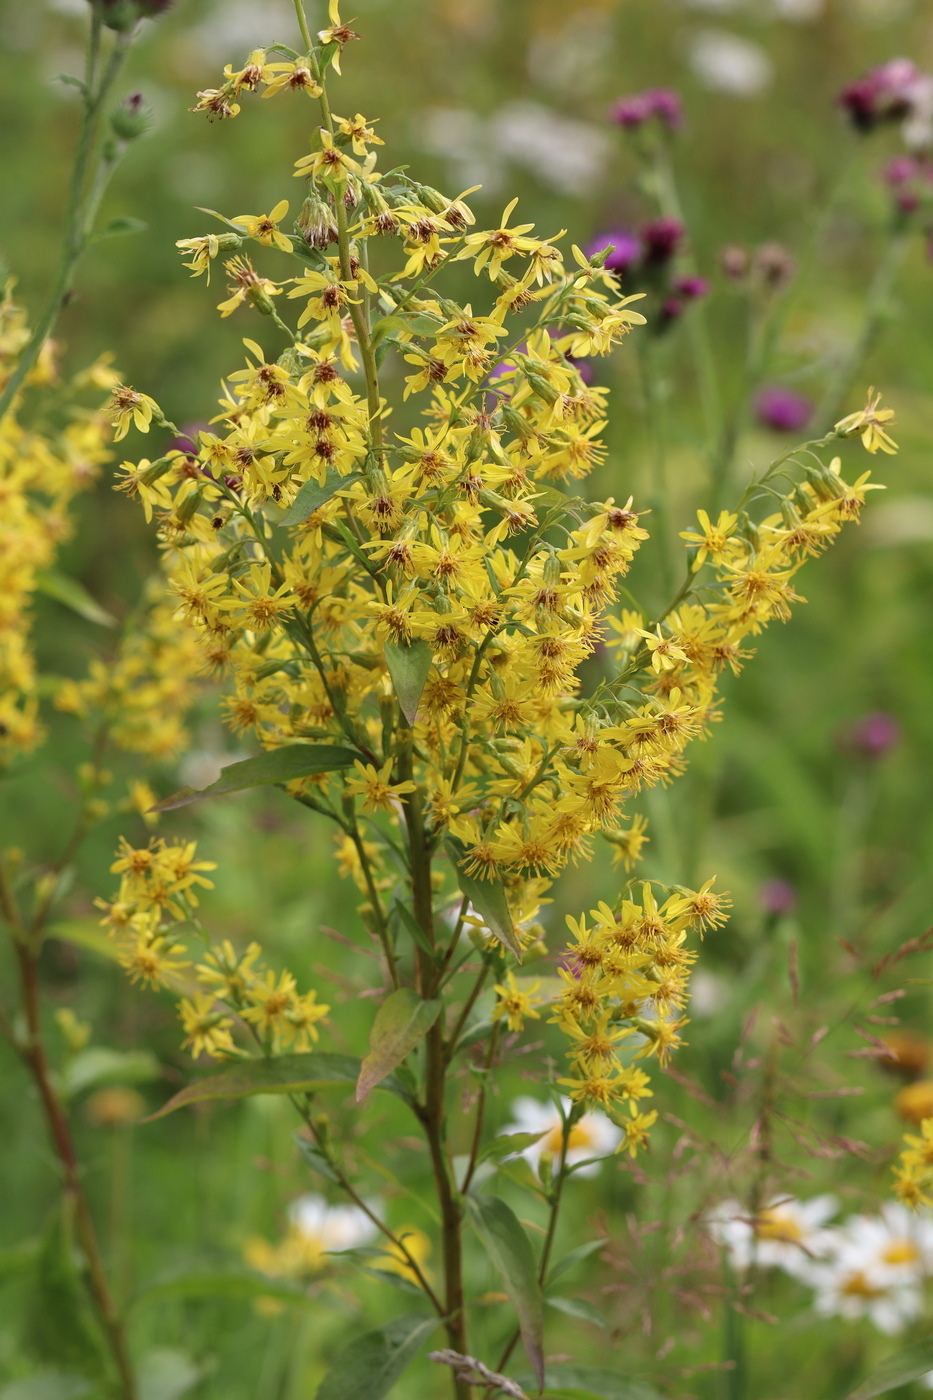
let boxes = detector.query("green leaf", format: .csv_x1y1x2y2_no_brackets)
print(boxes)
144,1051,388,1121
466,1194,544,1389
446,840,520,960
545,1295,606,1328
282,468,364,526
517,1367,661,1400
0,1237,41,1279
315,1313,438,1400
152,743,358,812
392,900,435,959
133,1266,314,1308
295,1135,341,1184
478,1131,547,1165
138,1348,210,1400
545,1239,605,1287
356,988,441,1102
0,1376,95,1400
49,920,122,963
22,1203,109,1379
384,639,433,726
33,571,116,628
93,216,148,242
60,1047,159,1100
844,1336,933,1400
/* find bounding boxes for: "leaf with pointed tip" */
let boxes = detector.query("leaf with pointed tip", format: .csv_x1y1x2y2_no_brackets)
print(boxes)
466,1194,544,1390
93,216,148,243
384,639,433,725
133,1266,315,1308
143,1052,407,1121
282,469,364,526
34,571,116,627
545,1295,606,1328
151,744,358,812
478,1131,547,1165
516,1366,661,1400
446,840,520,960
356,989,441,1102
844,1336,933,1400
545,1239,605,1287
315,1313,438,1400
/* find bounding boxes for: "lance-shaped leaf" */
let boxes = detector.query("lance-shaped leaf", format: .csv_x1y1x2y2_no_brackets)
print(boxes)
34,570,116,627
384,639,433,725
356,988,441,1102
466,1194,544,1390
144,1051,406,1121
315,1313,438,1400
133,1266,317,1308
844,1336,933,1400
282,468,364,526
515,1365,661,1400
151,743,358,812
447,839,521,960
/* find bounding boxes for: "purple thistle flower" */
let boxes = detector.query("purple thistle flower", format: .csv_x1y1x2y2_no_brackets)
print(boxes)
850,712,900,758
645,87,683,129
611,94,652,128
611,87,683,131
640,217,684,266
884,155,919,186
838,58,922,133
674,274,709,300
759,879,797,916
755,385,812,434
584,230,642,274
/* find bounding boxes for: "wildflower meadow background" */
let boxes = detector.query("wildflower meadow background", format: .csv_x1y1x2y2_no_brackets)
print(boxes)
1,2,933,1400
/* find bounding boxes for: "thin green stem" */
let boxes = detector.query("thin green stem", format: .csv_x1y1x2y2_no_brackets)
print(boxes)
0,29,133,422
460,1022,500,1193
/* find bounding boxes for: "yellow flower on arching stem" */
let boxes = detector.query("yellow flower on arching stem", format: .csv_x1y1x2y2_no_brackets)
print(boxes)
232,200,293,253
118,933,189,989
242,968,298,1037
458,198,540,279
633,625,689,674
493,971,542,1033
318,0,361,74
293,129,362,186
603,814,649,871
260,61,323,101
216,256,281,318
618,1102,659,1158
179,992,236,1059
344,759,417,814
834,388,898,455
107,384,160,441
680,509,740,572
335,112,383,155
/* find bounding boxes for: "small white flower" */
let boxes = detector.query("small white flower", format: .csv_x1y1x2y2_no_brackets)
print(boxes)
705,1195,838,1278
500,1096,622,1178
688,30,773,96
808,1253,922,1336
289,1193,376,1253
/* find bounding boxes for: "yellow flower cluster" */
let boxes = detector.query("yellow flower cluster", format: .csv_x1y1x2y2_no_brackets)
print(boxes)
100,838,329,1059
892,1118,933,1208
0,284,117,760
114,18,886,1151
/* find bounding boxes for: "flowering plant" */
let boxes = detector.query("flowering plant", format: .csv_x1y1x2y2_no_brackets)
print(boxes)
84,5,901,1397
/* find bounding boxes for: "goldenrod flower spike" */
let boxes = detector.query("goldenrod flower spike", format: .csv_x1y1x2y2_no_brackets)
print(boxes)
834,387,899,455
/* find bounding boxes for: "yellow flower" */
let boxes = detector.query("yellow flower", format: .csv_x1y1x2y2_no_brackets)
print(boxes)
107,385,160,441
293,130,361,186
318,1,361,74
232,200,292,253
834,388,898,455
680,509,740,571
492,972,542,1033
179,993,235,1059
261,62,323,100
619,1103,658,1157
344,759,417,814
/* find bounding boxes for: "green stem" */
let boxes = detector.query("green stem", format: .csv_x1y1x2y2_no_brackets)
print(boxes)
0,28,132,423
460,1022,500,1193
0,862,137,1399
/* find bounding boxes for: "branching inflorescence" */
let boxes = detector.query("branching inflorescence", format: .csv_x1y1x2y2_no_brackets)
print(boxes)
100,2,894,1391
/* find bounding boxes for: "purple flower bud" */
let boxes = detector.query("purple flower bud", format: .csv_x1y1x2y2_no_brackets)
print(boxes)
850,711,900,758
759,879,797,916
755,384,812,434
897,190,921,214
611,94,652,129
674,274,709,300
584,230,642,274
646,87,684,129
659,295,683,324
838,58,922,133
884,155,919,186
641,217,684,265
720,244,750,280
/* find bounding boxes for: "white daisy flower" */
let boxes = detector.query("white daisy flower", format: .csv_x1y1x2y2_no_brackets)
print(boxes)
289,1193,376,1253
808,1252,922,1336
705,1195,838,1278
500,1096,622,1178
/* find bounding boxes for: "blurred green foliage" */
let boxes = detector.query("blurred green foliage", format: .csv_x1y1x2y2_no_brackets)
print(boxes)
1,0,933,1397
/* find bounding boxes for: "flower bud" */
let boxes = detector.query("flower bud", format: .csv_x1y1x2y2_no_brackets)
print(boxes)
110,92,150,141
